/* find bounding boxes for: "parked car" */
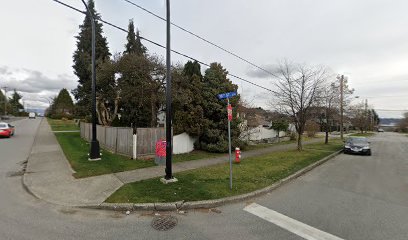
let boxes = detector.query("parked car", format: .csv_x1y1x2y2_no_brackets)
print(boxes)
0,122,15,138
377,128,384,132
28,112,36,119
344,137,371,155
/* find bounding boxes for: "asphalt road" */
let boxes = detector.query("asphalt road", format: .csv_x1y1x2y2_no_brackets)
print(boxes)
1,119,407,239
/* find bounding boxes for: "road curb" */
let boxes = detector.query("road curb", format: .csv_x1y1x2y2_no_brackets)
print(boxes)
22,118,44,201
89,150,342,211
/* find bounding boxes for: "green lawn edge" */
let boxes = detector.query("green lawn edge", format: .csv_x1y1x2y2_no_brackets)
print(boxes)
106,141,342,203
47,118,80,131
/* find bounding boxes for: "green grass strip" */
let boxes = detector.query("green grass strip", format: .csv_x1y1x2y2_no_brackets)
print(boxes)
106,141,342,203
47,118,79,131
54,132,155,178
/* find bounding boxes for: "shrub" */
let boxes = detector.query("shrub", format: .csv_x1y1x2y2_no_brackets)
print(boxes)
289,132,297,140
305,120,319,137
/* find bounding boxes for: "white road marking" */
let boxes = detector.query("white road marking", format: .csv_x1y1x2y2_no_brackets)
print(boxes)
244,203,345,240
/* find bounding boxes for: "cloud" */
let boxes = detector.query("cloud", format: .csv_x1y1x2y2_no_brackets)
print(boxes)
0,66,77,109
0,66,77,94
246,64,280,79
0,66,12,75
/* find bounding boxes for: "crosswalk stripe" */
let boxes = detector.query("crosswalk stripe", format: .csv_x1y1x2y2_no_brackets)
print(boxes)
244,203,345,240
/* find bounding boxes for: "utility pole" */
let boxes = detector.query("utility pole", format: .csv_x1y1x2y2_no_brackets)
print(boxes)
364,99,368,132
3,86,8,116
162,0,177,183
81,0,100,161
340,75,344,140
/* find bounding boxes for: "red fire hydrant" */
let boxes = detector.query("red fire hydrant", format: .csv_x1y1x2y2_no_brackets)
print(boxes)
235,147,241,163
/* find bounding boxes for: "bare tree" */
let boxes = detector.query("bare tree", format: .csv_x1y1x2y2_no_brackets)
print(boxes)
349,103,367,133
272,61,328,150
397,112,408,132
320,80,340,144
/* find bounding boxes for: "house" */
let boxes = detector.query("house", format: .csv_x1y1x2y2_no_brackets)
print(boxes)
238,107,292,143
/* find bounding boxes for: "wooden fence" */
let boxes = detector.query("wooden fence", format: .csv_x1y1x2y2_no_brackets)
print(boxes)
80,123,134,157
136,128,165,157
80,122,166,158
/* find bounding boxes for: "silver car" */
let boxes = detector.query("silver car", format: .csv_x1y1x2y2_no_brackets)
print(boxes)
344,137,371,156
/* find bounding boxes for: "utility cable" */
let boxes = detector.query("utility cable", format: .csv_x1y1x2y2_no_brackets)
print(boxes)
122,0,277,78
51,0,276,93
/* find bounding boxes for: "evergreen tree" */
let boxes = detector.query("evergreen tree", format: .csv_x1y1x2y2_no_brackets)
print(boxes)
173,61,205,136
271,118,289,142
115,20,162,128
124,19,146,56
8,90,23,115
198,63,241,152
72,0,111,117
55,89,74,116
0,90,5,114
116,54,161,128
95,55,121,126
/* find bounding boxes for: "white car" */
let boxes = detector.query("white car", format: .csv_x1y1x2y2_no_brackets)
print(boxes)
28,112,36,119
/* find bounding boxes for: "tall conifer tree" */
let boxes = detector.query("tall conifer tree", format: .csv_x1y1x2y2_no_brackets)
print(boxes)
72,0,111,117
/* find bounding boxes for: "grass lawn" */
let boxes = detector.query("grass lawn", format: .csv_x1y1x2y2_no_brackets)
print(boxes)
172,151,225,163
47,118,79,131
349,132,375,137
245,140,295,151
105,140,342,203
244,135,321,151
54,132,156,178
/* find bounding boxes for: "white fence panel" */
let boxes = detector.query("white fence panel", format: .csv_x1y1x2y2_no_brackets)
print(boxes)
173,132,196,154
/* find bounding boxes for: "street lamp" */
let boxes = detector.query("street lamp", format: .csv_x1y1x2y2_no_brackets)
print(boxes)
162,0,177,183
81,0,100,161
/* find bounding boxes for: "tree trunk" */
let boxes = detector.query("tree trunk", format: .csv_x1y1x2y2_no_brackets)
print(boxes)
151,94,156,127
297,133,303,151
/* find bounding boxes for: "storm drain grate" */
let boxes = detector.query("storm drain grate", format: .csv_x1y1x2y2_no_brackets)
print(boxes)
151,215,178,231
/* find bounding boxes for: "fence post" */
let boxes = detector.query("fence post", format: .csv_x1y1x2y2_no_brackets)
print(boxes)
115,128,118,153
133,134,137,159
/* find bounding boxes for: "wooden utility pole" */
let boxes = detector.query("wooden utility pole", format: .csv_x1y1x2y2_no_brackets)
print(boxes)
365,99,368,132
340,75,344,140
3,86,8,116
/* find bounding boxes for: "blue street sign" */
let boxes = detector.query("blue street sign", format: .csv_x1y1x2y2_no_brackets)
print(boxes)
217,91,237,100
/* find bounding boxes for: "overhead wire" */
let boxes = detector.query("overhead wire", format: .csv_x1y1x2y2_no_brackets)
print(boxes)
51,0,276,93
122,0,278,78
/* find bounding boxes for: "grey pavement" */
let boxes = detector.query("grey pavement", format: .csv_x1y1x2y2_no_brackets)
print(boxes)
23,119,123,206
2,118,408,239
24,118,325,206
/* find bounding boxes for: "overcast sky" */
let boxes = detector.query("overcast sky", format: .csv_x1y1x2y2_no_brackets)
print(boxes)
1,0,407,117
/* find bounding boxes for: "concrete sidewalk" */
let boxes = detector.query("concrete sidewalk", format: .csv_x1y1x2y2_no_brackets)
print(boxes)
23,119,325,207
23,119,123,207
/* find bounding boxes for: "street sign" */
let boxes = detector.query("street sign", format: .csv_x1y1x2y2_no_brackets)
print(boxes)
227,104,232,121
217,91,237,100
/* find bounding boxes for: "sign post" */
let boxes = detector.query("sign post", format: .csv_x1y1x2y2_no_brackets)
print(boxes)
217,91,237,190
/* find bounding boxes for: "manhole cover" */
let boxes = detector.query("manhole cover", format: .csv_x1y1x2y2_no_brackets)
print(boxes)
151,215,178,231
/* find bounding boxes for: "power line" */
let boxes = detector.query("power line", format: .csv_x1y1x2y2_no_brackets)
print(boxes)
358,95,408,99
352,78,408,86
51,0,276,94
122,0,277,78
374,109,408,112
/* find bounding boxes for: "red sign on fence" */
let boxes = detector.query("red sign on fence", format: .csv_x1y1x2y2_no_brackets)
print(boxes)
227,104,232,121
